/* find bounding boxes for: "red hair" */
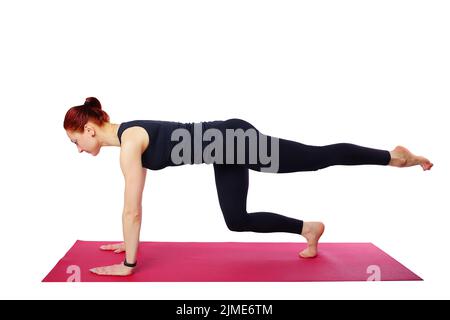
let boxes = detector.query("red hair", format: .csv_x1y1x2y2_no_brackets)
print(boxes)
63,97,110,132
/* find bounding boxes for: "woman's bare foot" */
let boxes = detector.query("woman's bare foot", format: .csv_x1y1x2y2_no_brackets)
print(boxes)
389,146,433,171
299,221,325,258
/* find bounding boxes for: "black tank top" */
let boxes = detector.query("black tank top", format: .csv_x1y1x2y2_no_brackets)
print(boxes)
117,119,228,170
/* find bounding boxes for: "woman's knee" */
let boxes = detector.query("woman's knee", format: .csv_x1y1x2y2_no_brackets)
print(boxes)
224,216,249,232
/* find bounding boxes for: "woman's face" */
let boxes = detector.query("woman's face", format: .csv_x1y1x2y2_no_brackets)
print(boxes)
66,126,101,156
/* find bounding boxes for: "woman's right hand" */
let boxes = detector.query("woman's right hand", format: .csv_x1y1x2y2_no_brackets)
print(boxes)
100,242,125,253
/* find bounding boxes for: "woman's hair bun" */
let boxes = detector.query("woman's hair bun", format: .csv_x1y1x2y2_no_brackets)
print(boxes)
84,97,102,109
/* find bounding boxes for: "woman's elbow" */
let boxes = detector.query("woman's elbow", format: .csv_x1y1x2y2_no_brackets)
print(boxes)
122,210,142,221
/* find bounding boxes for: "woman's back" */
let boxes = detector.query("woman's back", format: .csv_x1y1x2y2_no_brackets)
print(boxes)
117,119,227,170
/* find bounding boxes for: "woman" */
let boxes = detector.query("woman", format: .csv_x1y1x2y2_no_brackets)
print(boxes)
64,97,433,276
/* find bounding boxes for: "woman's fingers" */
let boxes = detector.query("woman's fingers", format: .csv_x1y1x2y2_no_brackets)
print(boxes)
100,244,114,250
90,264,132,276
100,243,124,251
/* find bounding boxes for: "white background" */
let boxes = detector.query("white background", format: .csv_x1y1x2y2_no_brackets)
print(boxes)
0,0,449,299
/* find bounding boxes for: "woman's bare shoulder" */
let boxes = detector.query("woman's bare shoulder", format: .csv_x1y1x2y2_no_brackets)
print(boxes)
120,126,150,154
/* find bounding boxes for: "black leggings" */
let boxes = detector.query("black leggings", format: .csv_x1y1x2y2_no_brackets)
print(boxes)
212,119,391,235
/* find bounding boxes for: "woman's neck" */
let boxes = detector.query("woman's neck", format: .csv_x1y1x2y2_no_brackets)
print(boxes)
98,122,121,147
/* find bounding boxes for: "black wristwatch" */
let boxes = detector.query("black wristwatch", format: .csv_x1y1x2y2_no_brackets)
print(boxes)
123,259,137,268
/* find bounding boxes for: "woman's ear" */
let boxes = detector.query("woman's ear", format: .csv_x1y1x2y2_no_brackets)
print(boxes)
85,124,96,137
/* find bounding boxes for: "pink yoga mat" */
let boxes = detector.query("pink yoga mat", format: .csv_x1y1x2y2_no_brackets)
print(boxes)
42,241,422,282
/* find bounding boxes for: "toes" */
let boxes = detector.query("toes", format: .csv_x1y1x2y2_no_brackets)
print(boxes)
299,251,308,258
420,159,433,170
423,163,433,170
299,248,317,259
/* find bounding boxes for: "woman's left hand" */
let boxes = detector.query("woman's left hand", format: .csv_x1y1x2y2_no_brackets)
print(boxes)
90,263,134,276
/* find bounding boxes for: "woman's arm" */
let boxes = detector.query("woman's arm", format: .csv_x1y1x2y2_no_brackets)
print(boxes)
90,129,147,276
120,140,147,266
